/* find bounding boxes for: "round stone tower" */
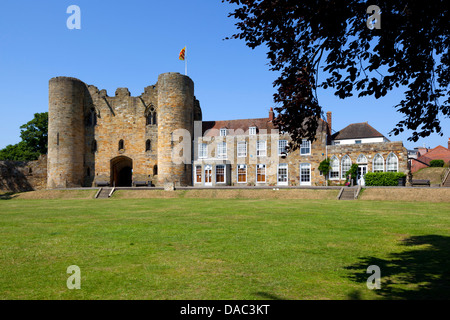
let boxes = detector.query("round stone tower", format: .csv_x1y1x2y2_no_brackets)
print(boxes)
157,72,194,186
47,77,86,189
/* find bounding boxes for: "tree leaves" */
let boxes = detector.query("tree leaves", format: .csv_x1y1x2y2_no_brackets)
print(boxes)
0,112,48,161
223,0,450,145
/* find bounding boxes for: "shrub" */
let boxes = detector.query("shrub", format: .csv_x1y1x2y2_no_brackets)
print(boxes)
318,158,331,176
429,160,445,167
365,172,406,186
345,164,359,185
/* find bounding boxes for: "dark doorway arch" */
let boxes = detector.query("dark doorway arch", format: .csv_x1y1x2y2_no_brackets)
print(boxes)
111,156,133,187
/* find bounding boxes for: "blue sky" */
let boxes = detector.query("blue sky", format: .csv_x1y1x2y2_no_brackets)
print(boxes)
0,0,448,151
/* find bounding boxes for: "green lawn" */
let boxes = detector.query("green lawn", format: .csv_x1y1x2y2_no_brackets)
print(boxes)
0,197,449,300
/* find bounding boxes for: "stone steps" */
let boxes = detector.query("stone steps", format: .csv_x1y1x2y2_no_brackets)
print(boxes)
96,187,113,199
339,188,356,200
442,172,450,187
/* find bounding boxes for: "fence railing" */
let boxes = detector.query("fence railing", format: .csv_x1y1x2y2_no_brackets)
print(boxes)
440,163,450,187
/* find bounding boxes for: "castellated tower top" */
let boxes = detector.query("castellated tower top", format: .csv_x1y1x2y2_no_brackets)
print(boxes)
49,73,194,99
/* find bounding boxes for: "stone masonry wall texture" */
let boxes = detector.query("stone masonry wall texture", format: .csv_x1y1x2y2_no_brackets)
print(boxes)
0,155,47,192
41,72,409,189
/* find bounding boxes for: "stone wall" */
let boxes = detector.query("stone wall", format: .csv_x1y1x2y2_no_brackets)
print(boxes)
47,77,86,188
0,155,47,192
157,72,194,186
327,141,408,185
84,84,159,186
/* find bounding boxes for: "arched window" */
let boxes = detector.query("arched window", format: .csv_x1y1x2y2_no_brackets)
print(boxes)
153,164,158,175
146,107,157,126
91,140,97,153
119,139,124,151
386,153,398,172
357,154,368,164
329,156,340,180
373,154,384,172
87,108,97,126
146,139,151,152
341,155,352,179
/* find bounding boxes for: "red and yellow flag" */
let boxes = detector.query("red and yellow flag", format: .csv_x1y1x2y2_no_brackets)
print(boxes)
179,47,186,61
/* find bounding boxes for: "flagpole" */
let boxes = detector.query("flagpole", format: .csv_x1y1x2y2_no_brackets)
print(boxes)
185,46,187,76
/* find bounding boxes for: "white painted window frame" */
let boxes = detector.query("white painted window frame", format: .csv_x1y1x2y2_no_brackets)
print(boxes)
216,164,226,184
373,153,385,172
217,141,227,159
256,164,266,183
256,140,267,157
237,164,247,183
300,139,311,155
300,163,311,186
199,143,207,159
386,153,398,172
329,156,340,180
278,140,288,156
341,155,352,179
277,163,288,185
237,141,247,157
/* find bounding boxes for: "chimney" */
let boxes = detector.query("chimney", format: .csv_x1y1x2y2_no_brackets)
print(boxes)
448,138,450,150
326,111,332,134
269,108,274,122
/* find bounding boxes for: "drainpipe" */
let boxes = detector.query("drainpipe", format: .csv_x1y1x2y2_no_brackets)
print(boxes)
325,141,328,187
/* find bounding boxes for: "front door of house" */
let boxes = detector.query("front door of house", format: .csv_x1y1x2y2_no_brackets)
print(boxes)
204,165,212,186
357,165,368,186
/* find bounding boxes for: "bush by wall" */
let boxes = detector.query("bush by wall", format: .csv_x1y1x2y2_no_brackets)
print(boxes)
365,172,406,186
429,160,445,167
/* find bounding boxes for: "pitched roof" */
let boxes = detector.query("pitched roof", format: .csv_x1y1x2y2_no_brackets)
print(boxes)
332,122,386,140
419,145,450,163
202,117,275,136
202,117,329,136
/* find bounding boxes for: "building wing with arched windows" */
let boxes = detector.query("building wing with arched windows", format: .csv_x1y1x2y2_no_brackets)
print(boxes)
326,120,408,186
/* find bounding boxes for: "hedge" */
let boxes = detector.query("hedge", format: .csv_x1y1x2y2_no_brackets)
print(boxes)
429,160,445,167
365,172,406,186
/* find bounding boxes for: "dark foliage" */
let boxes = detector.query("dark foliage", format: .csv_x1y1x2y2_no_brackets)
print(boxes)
429,159,445,167
364,171,406,186
345,164,359,184
223,0,449,149
0,112,48,161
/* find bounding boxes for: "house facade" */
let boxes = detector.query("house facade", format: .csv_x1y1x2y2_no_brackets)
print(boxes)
192,111,408,187
192,112,329,187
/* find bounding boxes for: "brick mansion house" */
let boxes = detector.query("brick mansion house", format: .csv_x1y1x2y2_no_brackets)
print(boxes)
47,72,408,189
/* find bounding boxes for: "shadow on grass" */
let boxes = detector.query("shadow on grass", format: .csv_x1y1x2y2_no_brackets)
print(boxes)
0,192,17,200
254,292,287,300
346,235,450,299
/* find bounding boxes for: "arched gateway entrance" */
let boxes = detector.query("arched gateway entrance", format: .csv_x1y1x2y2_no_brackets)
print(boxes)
111,156,133,187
